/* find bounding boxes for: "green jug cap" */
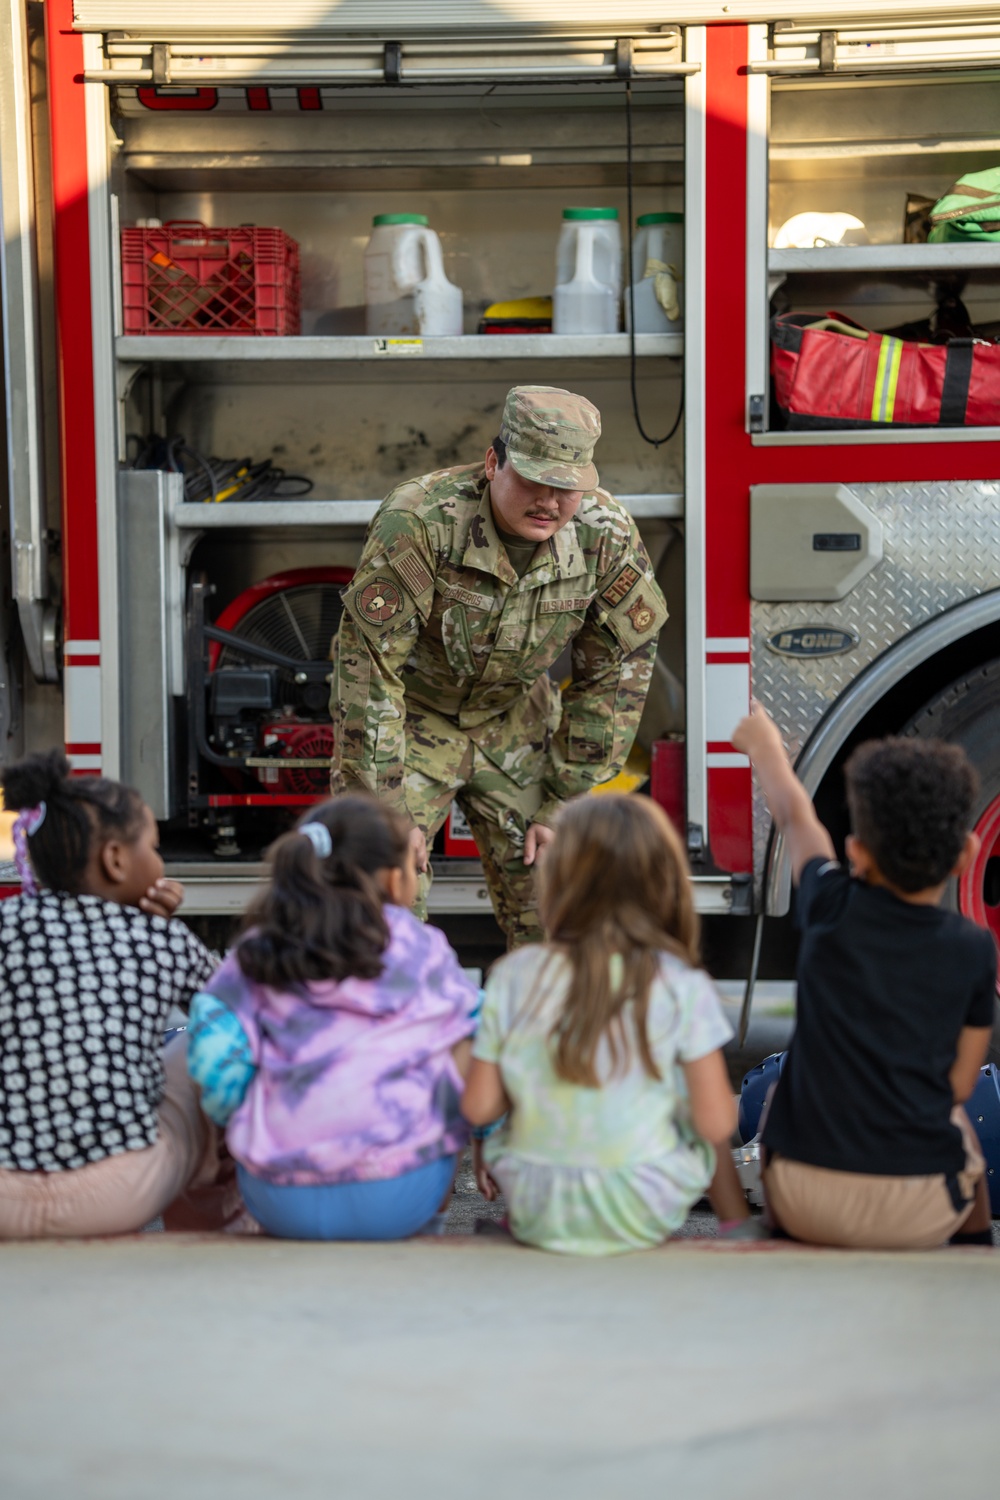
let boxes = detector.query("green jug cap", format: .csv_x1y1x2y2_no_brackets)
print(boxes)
561,207,619,221
372,213,429,227
637,212,684,226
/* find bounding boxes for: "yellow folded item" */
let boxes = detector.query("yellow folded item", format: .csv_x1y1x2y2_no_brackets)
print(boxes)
482,297,553,320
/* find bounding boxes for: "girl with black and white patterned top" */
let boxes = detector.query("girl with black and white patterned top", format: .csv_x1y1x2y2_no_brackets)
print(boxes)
0,749,223,1237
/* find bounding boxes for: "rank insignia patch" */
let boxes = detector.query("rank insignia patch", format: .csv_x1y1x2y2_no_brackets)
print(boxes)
358,579,402,622
601,564,641,608
627,595,656,634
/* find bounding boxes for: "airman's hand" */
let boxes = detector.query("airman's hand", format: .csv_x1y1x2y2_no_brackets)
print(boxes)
409,825,429,874
523,822,555,867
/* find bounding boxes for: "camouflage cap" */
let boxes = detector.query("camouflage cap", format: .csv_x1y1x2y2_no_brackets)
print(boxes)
498,385,601,491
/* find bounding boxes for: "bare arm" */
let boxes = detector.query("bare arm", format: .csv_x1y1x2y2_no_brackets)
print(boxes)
950,1025,992,1103
461,1058,511,1127
682,1049,737,1147
732,700,835,884
451,1036,473,1080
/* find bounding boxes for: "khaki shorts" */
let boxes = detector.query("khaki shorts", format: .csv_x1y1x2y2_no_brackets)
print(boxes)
0,1036,226,1239
762,1107,986,1250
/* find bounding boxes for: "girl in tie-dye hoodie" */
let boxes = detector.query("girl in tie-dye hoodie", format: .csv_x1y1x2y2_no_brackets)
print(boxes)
186,797,478,1240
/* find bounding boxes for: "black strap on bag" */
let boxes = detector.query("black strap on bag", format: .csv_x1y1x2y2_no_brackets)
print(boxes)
939,339,975,425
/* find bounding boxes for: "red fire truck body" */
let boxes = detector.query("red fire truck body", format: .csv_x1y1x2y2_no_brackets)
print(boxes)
3,0,1000,955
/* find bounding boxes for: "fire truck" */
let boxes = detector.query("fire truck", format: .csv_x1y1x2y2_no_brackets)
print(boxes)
3,0,1000,976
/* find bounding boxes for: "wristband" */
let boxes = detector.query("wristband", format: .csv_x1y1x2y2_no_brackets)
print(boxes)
471,1114,507,1142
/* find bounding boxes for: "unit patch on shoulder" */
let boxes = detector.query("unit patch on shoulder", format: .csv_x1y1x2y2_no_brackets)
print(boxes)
358,578,403,623
626,595,656,634
601,564,641,609
391,548,433,598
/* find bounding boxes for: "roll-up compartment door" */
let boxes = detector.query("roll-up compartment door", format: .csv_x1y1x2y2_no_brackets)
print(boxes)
757,21,1000,76
74,0,688,45
83,31,693,89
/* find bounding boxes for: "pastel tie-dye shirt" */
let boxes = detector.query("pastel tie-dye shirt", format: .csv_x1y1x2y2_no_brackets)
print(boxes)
187,905,478,1185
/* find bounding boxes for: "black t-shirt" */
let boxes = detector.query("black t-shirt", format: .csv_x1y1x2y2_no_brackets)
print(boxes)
763,857,997,1177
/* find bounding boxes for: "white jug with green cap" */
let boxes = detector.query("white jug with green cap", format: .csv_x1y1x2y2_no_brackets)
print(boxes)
363,213,463,337
552,208,622,335
624,211,684,333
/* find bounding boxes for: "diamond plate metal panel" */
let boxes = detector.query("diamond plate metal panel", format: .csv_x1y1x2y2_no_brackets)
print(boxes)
751,479,1000,880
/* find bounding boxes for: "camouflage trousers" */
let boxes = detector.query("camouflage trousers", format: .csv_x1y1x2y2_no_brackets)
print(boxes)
405,736,546,950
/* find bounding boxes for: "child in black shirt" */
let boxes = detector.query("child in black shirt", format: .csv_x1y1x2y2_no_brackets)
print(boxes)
732,703,995,1249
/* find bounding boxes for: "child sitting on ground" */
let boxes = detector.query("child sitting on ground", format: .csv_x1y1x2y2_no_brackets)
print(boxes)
186,796,478,1241
731,702,994,1250
460,793,752,1255
0,750,225,1238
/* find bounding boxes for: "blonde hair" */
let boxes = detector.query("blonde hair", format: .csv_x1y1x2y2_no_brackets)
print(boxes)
537,794,699,1088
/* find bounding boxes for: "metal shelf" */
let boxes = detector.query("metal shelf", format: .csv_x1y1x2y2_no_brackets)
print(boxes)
116,332,683,365
768,244,1000,275
172,493,684,529
165,863,733,917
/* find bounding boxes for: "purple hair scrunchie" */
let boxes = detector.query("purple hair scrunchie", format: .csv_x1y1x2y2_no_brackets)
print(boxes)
12,801,46,896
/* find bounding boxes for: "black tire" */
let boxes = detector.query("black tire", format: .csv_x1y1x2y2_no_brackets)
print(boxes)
904,656,1000,1062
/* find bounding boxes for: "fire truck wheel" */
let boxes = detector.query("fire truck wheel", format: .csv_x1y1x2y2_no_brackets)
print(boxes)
905,656,1000,1058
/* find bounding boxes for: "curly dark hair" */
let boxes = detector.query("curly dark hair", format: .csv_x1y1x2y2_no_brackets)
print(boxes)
236,795,410,987
844,737,978,893
0,748,145,894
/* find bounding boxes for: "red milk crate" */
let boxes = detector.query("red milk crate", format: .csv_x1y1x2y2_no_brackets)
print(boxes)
121,221,300,335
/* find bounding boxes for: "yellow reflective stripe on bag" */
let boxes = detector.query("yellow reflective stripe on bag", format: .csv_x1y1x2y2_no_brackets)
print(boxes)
871,336,904,423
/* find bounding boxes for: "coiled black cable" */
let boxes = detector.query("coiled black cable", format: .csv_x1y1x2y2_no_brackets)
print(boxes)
130,434,313,503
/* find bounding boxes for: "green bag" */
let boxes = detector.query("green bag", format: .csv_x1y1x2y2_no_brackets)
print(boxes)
928,167,1000,243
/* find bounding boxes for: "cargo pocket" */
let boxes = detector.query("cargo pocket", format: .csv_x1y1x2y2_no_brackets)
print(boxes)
441,605,477,679
567,720,612,763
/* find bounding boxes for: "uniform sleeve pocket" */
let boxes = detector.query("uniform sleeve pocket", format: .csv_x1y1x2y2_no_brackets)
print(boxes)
567,720,612,763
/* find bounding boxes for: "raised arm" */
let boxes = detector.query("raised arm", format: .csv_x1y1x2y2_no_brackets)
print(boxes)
731,700,835,883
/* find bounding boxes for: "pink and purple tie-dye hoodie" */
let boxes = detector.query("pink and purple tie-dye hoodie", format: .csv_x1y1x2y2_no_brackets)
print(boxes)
187,904,478,1185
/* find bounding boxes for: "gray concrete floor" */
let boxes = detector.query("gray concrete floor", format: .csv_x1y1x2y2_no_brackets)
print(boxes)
2,1234,997,1500
7,984,998,1497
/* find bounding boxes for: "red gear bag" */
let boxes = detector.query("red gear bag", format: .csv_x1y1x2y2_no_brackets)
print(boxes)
770,312,1000,429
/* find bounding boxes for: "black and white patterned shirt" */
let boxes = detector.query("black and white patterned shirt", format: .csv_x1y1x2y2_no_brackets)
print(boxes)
0,892,217,1171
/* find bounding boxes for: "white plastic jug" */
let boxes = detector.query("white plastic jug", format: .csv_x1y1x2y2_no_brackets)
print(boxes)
363,214,463,337
552,208,622,335
624,212,684,333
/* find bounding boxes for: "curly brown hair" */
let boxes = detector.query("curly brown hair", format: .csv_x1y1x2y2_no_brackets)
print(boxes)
845,737,978,892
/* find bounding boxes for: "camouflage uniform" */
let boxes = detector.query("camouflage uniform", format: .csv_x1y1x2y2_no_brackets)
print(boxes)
329,387,668,946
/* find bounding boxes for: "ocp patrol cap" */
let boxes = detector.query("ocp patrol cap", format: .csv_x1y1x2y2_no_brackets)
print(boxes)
499,385,601,491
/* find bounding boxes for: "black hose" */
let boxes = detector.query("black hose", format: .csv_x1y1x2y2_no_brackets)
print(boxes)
625,80,684,449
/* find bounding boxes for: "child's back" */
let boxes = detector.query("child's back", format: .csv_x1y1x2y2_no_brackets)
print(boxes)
205,902,474,1185
188,798,478,1240
475,941,730,1254
763,855,995,1180
731,710,995,1248
461,794,741,1255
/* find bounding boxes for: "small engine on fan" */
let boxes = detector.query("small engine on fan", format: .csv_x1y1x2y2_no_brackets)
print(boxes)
190,566,353,808
253,720,334,795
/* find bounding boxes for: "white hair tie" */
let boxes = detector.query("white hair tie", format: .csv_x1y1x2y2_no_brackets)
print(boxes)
299,821,333,859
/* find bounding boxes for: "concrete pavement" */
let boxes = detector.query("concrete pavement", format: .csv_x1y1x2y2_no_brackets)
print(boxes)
2,1233,996,1500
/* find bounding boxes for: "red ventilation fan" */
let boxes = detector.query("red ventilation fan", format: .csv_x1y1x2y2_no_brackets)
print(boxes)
207,566,352,798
